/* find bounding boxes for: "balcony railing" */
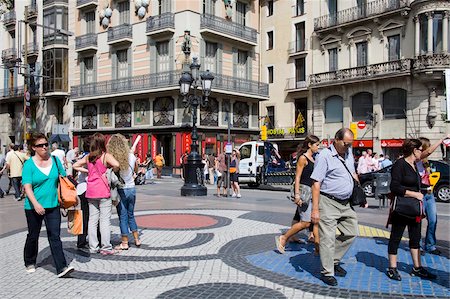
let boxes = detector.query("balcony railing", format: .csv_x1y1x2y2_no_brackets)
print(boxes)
43,34,68,47
76,33,98,50
3,11,16,26
27,3,38,18
1,48,17,61
213,74,268,97
71,71,269,99
314,0,407,31
146,13,175,34
22,43,40,56
413,53,450,71
285,77,308,91
200,14,257,44
310,59,412,87
107,24,132,43
288,39,308,55
76,0,98,8
0,86,24,100
43,0,68,6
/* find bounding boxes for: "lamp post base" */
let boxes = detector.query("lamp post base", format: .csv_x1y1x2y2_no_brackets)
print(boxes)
180,152,207,196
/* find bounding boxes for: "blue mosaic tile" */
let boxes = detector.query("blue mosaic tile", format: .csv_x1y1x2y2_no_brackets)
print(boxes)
246,238,450,297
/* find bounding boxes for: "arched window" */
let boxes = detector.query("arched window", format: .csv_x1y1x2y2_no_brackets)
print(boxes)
383,88,406,119
325,95,343,123
352,92,372,121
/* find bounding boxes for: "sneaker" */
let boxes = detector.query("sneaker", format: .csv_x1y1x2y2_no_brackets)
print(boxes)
411,267,437,280
57,266,74,278
236,194,241,198
100,249,116,256
15,197,22,201
334,264,347,277
321,275,337,286
386,268,401,281
232,193,237,198
26,265,36,273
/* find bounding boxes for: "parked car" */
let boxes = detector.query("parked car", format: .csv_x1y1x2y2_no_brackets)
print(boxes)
358,160,449,202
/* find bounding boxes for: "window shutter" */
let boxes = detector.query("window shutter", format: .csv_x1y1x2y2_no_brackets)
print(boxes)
169,38,174,71
127,47,132,76
35,63,41,93
232,47,237,77
3,69,7,96
216,43,222,75
13,67,18,88
112,51,117,80
80,58,85,84
200,39,206,71
149,40,156,73
93,55,97,82
246,50,252,80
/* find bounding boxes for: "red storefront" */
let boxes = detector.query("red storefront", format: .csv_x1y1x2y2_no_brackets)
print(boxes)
381,139,404,160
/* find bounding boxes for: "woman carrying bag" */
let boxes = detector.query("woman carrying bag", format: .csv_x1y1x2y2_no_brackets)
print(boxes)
73,133,120,255
386,139,437,281
22,133,74,277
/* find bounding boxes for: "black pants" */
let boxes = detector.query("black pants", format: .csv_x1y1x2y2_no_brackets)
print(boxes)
24,207,67,274
12,176,22,199
388,212,421,255
77,193,90,247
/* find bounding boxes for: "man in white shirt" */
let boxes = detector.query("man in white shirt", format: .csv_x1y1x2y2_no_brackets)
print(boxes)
51,142,67,169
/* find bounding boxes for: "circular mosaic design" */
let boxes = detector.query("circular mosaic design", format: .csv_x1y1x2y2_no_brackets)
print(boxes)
156,283,286,298
136,213,219,230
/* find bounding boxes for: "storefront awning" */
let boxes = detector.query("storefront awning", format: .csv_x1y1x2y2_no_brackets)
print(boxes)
49,134,71,143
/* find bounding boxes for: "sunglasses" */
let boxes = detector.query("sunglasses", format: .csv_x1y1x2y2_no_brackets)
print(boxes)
34,143,49,148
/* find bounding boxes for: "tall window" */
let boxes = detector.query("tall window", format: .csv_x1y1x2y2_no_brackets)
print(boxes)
203,0,215,15
433,12,443,53
295,22,305,51
329,0,337,26
43,6,68,46
325,95,343,123
236,1,246,26
419,14,428,54
296,0,304,16
383,88,407,119
352,92,372,121
329,48,338,71
267,66,273,84
267,0,273,16
204,41,217,73
83,56,94,84
267,106,275,129
118,1,130,24
295,58,305,83
85,11,95,34
236,50,247,79
156,41,169,72
158,0,171,14
356,41,368,66
388,35,400,61
267,31,273,50
116,49,128,78
43,48,68,92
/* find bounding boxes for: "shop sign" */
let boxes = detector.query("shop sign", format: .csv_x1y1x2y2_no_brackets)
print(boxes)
182,132,192,153
267,126,306,138
151,135,157,159
381,139,404,148
352,140,373,148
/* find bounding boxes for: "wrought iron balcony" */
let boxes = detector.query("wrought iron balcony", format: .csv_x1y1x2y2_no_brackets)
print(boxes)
43,34,68,47
309,59,412,87
213,74,268,97
3,11,16,28
200,14,257,44
107,24,132,44
413,53,450,72
285,77,308,91
27,3,38,20
146,13,175,35
76,0,98,9
76,33,98,51
314,0,408,31
0,86,24,100
43,0,68,7
1,48,17,62
22,43,40,57
288,39,308,55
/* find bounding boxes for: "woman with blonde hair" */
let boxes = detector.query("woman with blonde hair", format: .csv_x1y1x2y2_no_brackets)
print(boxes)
107,134,141,250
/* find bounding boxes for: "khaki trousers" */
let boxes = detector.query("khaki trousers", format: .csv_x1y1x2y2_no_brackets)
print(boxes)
319,194,358,276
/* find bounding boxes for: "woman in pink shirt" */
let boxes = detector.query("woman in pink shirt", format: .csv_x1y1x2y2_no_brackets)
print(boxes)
73,133,119,255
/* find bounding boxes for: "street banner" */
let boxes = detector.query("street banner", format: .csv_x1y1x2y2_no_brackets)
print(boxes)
445,69,450,121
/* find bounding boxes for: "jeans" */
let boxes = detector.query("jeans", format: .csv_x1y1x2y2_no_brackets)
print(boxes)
117,188,138,236
12,177,22,199
77,193,89,247
423,193,437,251
87,198,112,251
24,207,68,274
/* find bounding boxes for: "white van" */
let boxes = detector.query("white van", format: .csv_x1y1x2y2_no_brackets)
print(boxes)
238,141,279,186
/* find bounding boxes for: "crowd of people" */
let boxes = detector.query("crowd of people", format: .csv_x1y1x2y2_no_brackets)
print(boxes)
356,149,393,174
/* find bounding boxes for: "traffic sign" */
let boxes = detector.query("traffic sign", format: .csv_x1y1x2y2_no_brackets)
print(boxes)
357,121,366,129
25,91,30,102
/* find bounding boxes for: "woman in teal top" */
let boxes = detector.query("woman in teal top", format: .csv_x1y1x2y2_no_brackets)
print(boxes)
22,133,74,278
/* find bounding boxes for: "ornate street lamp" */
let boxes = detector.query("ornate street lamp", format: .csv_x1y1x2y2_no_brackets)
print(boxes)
180,57,214,196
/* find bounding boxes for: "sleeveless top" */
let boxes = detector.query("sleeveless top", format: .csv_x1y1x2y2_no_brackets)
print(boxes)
299,155,314,187
86,154,110,199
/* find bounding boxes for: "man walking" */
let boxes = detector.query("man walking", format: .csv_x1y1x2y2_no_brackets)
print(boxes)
5,145,29,201
51,142,66,169
311,128,366,286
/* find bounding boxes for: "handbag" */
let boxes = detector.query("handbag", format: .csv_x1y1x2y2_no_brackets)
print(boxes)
52,157,78,209
393,196,423,219
290,183,312,208
67,210,83,235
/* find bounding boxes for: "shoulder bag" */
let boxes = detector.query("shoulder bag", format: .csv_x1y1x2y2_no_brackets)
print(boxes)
392,196,423,220
52,156,78,209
